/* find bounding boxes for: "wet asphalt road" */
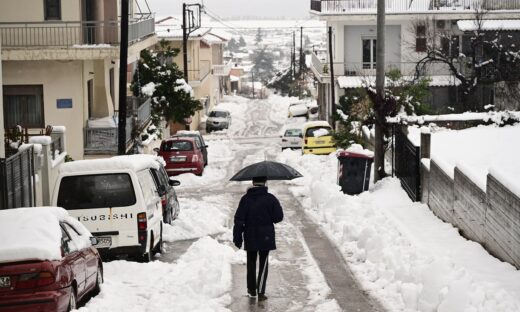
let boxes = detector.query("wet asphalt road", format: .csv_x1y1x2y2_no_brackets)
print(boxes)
159,98,385,312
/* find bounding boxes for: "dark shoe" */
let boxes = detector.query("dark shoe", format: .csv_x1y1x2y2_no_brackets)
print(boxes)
258,294,268,301
247,289,257,298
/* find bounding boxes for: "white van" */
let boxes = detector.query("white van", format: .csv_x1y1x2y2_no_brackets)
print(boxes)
52,155,164,262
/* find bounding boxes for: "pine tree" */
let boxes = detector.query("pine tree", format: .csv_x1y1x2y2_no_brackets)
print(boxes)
131,40,202,124
238,36,246,48
252,48,274,82
226,38,238,52
255,28,263,45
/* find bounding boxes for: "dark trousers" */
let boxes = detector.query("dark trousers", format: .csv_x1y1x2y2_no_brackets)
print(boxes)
247,250,269,294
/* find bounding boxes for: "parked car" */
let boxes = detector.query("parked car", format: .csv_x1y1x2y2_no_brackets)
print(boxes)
158,137,205,176
0,207,103,312
52,155,164,262
307,102,319,120
206,109,231,132
288,102,308,118
281,127,303,150
173,130,209,166
150,163,181,224
302,121,336,155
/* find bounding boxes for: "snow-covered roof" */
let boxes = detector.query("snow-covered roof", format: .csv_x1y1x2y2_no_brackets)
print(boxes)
457,19,520,32
337,75,461,89
0,207,92,263
59,154,161,174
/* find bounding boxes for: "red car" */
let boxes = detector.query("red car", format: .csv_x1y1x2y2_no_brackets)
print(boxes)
0,207,103,312
158,137,205,176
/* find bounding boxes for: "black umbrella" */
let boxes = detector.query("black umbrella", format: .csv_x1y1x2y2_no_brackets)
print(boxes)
230,161,303,181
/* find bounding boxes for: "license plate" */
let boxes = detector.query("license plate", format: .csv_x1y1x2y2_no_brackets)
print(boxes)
0,276,10,288
169,156,186,162
315,140,325,144
96,237,112,248
291,142,299,145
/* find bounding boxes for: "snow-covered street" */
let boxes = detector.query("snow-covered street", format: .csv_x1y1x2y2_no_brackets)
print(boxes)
75,95,520,312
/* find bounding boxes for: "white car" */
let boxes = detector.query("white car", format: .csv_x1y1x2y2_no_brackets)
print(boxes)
288,102,308,118
52,155,164,262
206,109,232,132
281,127,303,150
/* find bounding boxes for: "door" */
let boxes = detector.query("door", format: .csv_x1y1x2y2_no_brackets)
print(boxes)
87,79,94,119
61,225,87,297
64,222,98,291
82,0,96,44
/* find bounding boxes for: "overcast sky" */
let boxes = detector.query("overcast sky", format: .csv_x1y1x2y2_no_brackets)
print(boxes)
146,0,310,19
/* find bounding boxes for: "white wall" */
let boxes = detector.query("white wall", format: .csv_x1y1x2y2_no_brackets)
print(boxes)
344,25,401,66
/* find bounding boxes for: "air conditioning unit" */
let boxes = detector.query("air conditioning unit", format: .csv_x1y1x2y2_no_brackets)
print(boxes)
436,20,446,29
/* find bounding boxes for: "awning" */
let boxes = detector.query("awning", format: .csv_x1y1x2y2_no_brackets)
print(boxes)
457,19,520,32
337,75,461,89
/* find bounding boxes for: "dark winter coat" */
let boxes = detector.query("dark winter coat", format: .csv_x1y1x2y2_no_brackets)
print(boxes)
233,186,284,251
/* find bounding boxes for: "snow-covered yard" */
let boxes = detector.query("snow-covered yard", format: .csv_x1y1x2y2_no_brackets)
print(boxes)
277,149,520,311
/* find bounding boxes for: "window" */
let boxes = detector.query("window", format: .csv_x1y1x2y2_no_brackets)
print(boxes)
209,111,229,118
57,174,136,209
137,170,158,206
3,85,44,128
62,223,83,252
305,126,331,137
362,38,377,69
44,0,61,20
284,129,302,137
162,140,193,151
416,25,427,52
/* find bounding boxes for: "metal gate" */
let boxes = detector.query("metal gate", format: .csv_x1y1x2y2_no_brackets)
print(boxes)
394,128,421,201
0,146,35,209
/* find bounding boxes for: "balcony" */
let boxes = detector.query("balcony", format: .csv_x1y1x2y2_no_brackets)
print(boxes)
343,61,452,76
212,61,232,76
0,17,155,48
84,97,152,155
309,52,331,83
310,0,520,14
187,60,211,86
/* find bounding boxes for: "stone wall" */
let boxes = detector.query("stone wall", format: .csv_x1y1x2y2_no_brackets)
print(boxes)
485,175,520,268
423,160,520,268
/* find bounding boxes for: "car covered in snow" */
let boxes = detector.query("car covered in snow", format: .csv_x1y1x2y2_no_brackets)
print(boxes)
52,155,164,262
158,137,205,176
0,207,103,312
173,130,208,166
280,127,303,150
206,109,232,132
288,102,308,118
302,121,336,155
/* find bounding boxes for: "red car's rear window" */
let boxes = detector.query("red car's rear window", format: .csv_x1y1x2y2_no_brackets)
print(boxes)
162,140,193,151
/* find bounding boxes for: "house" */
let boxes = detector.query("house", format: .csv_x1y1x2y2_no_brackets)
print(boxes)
309,0,520,121
1,0,157,160
155,17,231,133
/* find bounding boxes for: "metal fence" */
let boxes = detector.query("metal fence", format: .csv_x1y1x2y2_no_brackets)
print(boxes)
0,147,35,209
394,128,421,202
311,0,520,13
0,18,154,48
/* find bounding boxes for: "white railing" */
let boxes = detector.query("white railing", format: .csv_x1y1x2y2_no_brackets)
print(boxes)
212,61,232,76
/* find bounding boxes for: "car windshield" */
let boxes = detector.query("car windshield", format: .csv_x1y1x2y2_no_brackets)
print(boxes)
284,129,302,137
305,126,331,137
163,140,193,151
57,174,136,209
209,111,228,118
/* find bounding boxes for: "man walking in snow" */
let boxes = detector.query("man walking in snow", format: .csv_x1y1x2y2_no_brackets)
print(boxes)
233,176,284,301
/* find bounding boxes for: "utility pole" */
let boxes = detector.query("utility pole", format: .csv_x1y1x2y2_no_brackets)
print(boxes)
328,26,335,129
292,31,296,78
182,3,188,82
251,71,255,99
299,26,303,74
374,0,386,182
117,0,129,155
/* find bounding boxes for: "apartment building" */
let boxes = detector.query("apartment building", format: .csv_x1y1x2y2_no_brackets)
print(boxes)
1,0,157,159
155,17,231,133
309,0,520,121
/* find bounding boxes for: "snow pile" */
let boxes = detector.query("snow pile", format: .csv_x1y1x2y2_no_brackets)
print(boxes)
28,136,52,145
428,124,520,191
88,116,116,128
163,195,233,241
59,154,161,174
175,78,193,96
276,149,520,311
79,237,236,312
141,82,156,96
0,207,91,263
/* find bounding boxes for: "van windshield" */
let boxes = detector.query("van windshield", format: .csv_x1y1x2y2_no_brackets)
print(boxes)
57,174,136,209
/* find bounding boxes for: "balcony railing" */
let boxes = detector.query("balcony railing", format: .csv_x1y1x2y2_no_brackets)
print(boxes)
212,60,232,76
310,0,520,13
0,17,155,48
343,62,452,76
188,60,211,82
84,96,152,155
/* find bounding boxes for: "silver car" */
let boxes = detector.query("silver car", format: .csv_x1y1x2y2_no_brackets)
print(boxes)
206,109,232,132
281,127,303,150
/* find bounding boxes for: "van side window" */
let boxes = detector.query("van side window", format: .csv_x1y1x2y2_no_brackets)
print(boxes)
137,170,158,205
